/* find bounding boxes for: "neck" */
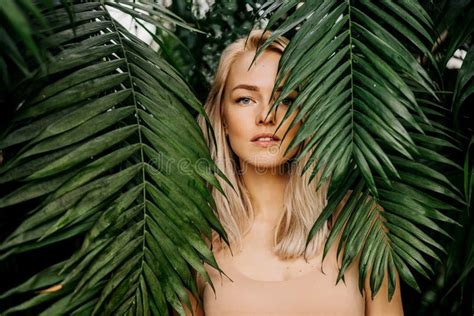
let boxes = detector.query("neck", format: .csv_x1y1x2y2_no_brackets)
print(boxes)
239,160,290,226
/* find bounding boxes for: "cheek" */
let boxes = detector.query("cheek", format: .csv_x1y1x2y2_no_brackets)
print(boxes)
224,107,252,139
223,111,249,157
280,112,302,158
281,110,301,141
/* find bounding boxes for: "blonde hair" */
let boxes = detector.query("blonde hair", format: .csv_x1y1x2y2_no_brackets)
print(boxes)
197,29,329,260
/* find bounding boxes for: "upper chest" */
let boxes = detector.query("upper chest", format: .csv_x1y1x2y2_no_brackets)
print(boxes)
201,219,365,315
202,244,365,316
224,244,327,282
224,222,340,282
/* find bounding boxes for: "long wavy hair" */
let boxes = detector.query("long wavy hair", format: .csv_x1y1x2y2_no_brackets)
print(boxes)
197,29,330,260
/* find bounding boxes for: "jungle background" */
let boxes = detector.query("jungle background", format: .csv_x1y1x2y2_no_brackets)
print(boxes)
0,0,472,315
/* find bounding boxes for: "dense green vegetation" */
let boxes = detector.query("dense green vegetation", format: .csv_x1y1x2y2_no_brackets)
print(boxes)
0,1,472,315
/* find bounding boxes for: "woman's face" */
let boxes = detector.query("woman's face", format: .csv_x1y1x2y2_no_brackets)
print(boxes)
222,49,301,171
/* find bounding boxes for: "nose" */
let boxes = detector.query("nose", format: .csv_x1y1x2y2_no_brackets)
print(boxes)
256,97,277,125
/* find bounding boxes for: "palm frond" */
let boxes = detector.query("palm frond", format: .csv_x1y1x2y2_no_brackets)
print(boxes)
0,2,228,315
257,0,464,300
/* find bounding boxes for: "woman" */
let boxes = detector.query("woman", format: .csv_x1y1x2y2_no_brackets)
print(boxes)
188,29,404,316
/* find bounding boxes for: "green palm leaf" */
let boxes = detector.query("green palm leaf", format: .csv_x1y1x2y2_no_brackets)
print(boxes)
0,2,229,315
256,0,464,300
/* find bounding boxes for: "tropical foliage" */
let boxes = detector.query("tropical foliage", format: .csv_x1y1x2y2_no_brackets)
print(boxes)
0,0,472,315
160,0,267,102
255,0,468,300
0,1,229,315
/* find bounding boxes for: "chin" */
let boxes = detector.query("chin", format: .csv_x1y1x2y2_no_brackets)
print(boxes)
240,155,290,171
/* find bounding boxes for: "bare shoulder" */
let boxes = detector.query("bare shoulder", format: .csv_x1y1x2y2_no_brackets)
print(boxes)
364,267,404,316
176,239,218,316
176,270,205,316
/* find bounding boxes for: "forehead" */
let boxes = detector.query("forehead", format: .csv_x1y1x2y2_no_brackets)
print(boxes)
225,50,282,92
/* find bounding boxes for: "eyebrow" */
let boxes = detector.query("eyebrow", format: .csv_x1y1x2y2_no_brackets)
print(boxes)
231,84,284,92
232,84,259,92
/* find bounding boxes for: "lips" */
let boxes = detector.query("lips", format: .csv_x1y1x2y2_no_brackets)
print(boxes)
251,133,280,142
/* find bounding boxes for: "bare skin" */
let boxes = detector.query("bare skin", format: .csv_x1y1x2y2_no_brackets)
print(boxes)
218,48,323,281
180,49,403,315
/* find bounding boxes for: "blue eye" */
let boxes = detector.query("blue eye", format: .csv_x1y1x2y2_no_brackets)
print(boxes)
236,97,253,105
281,97,294,106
